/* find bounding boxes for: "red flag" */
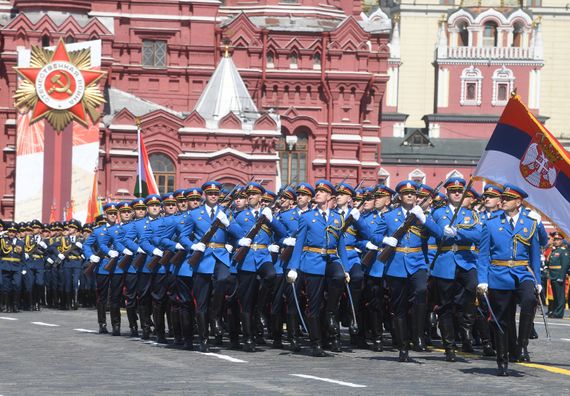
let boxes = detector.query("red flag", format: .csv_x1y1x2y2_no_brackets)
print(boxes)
49,203,57,223
134,126,159,197
86,172,100,223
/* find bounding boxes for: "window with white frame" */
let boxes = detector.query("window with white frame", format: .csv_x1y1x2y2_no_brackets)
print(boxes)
492,66,515,106
446,169,464,180
289,52,298,69
267,51,275,69
409,169,426,184
377,168,390,186
460,66,482,106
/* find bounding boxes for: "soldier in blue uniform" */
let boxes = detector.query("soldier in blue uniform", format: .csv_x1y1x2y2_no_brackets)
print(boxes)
24,220,47,311
83,203,121,334
228,181,286,352
287,180,350,357
270,185,301,350
0,222,25,312
358,184,395,351
176,181,232,352
371,180,440,362
477,184,541,376
430,177,482,361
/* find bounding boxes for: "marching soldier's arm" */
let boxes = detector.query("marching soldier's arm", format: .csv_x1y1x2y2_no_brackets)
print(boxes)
287,215,308,271
177,216,197,250
371,214,389,247
82,231,98,258
477,223,491,285
227,217,247,240
121,222,141,253
529,228,541,286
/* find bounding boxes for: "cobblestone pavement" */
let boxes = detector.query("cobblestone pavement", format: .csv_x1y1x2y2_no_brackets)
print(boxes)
1,309,569,395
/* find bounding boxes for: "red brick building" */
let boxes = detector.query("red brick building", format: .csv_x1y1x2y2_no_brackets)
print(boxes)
0,0,394,218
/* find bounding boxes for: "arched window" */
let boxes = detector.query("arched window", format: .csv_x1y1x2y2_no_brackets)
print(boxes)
458,21,469,47
149,153,175,194
512,22,524,48
483,21,498,47
409,169,426,184
446,169,464,180
289,52,298,69
312,52,321,70
492,66,515,106
276,128,308,184
460,66,483,106
267,51,275,68
65,35,76,44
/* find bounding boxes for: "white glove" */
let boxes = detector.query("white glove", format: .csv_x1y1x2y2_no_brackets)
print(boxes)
283,237,296,247
286,269,298,283
191,242,206,252
108,250,119,258
21,269,27,275
123,248,133,256
477,283,489,294
410,205,426,224
366,241,378,251
537,284,543,294
137,247,145,254
38,241,47,249
540,254,546,263
225,244,234,254
382,236,398,247
89,255,100,263
349,208,360,221
527,210,542,224
443,225,458,238
75,242,83,249
216,211,230,227
47,257,54,264
238,237,252,247
345,272,351,283
25,253,30,260
175,243,185,250
261,207,273,222
152,248,163,257
268,244,280,253
58,253,66,261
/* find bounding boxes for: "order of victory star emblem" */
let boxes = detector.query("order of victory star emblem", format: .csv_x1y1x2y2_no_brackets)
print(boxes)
14,38,106,131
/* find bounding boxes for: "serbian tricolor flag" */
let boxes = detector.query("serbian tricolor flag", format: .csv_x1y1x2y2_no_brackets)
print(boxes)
133,126,159,197
474,94,570,237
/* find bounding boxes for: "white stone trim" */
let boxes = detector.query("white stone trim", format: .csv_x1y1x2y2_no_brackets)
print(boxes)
408,169,426,184
109,124,138,132
362,136,381,143
331,134,361,142
179,147,279,161
178,127,280,136
361,161,380,167
460,66,482,106
108,149,137,157
3,145,15,152
446,169,464,179
4,119,16,126
89,11,218,22
437,67,449,109
491,66,515,107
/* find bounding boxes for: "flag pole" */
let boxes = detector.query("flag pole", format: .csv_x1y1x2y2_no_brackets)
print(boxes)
136,117,142,198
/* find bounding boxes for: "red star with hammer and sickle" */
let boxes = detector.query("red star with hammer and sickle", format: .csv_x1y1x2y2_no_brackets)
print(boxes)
15,38,105,126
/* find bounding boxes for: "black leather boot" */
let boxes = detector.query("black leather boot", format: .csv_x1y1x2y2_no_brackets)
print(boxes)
197,312,210,352
139,305,151,340
518,312,534,362
460,312,475,353
241,312,256,352
307,316,326,357
97,302,108,334
495,325,509,376
153,303,168,344
394,317,410,362
439,319,456,362
325,311,342,352
168,308,183,347
271,314,284,349
180,309,194,350
286,313,301,352
126,307,139,337
411,304,427,352
369,310,383,352
110,307,121,336
227,305,242,350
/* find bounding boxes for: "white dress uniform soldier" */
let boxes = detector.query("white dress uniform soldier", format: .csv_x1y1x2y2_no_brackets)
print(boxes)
477,184,542,376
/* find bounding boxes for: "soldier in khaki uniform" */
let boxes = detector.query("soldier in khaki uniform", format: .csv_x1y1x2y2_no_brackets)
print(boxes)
546,232,569,319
